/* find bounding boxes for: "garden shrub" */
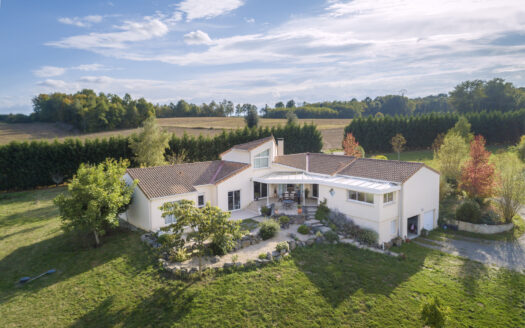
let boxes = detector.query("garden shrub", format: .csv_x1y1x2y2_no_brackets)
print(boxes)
259,219,280,240
258,253,267,260
157,233,184,253
421,297,449,328
479,208,501,225
168,248,189,263
279,216,291,225
323,230,339,243
260,206,271,216
315,200,330,222
355,228,378,245
455,200,482,223
275,241,289,252
297,224,310,235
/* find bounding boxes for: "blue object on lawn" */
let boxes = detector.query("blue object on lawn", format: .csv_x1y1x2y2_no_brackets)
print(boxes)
18,269,56,284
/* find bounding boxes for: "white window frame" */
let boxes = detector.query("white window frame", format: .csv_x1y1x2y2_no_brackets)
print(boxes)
198,194,205,208
391,219,397,235
383,192,394,205
347,190,374,205
228,190,241,211
254,149,270,168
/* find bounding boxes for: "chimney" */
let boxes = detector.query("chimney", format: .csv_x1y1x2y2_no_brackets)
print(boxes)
277,138,284,156
306,152,309,172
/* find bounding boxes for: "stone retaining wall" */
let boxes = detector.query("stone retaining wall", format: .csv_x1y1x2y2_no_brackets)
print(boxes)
446,219,514,234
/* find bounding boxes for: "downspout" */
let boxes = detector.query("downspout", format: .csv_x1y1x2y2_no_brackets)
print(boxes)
398,184,404,239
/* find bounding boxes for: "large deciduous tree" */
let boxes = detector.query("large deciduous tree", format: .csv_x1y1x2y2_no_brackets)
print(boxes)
390,133,407,160
244,105,259,128
342,133,363,157
130,116,169,167
459,135,495,200
54,159,136,246
494,153,525,223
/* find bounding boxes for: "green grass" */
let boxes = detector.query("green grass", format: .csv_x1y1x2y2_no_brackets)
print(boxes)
1,188,524,327
240,218,260,232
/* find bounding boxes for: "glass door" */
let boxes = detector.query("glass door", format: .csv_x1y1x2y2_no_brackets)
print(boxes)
228,190,241,210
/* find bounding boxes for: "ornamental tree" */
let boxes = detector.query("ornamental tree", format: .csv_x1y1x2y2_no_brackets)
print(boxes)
390,133,407,160
494,153,525,223
436,132,469,183
160,200,241,272
343,133,364,157
459,135,495,199
54,159,136,246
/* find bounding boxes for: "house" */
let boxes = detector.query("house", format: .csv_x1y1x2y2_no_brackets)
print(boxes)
122,136,440,245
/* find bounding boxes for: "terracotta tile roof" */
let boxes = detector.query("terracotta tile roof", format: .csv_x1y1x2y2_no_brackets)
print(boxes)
127,161,249,199
338,158,426,183
230,136,274,151
274,153,429,182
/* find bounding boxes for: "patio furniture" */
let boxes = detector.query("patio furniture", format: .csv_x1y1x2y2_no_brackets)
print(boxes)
282,199,294,210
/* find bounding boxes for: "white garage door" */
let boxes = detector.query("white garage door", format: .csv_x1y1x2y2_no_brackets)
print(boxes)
423,210,434,230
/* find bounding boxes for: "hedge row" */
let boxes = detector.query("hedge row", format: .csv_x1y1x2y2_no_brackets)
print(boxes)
0,124,322,190
344,110,525,153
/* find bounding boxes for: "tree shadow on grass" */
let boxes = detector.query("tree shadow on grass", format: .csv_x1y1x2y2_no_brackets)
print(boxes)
69,284,197,328
0,205,58,228
0,225,44,241
291,243,431,308
0,229,153,304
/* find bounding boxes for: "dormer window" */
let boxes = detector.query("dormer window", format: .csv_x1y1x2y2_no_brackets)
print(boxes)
254,149,270,168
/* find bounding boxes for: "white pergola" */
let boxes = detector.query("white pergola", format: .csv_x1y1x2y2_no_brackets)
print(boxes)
253,171,400,206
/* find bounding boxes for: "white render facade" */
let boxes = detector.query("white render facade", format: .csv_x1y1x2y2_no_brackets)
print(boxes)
123,137,440,245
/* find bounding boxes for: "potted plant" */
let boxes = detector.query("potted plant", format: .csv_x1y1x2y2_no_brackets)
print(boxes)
297,204,302,214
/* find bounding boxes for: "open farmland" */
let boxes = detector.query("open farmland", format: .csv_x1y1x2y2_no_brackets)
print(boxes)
0,118,350,150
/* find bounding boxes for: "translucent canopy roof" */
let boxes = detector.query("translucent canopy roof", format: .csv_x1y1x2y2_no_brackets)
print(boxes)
253,171,400,194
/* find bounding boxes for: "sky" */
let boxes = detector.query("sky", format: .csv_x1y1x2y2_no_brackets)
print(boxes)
0,0,524,114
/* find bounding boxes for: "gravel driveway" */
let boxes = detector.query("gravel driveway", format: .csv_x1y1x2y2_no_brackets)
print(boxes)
415,208,525,273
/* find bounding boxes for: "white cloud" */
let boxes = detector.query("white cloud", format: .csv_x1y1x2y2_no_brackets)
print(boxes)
33,66,66,77
72,63,110,71
183,30,212,45
58,15,103,27
47,16,169,50
244,17,255,23
37,79,70,89
177,0,244,21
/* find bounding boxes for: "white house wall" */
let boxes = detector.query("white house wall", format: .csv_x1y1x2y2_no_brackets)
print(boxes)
401,167,440,237
123,173,152,231
150,193,199,231
221,149,250,163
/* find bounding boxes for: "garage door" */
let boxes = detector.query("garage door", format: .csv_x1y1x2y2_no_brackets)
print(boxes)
423,211,434,230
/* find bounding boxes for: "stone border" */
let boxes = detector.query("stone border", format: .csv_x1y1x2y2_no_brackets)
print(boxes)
446,219,514,234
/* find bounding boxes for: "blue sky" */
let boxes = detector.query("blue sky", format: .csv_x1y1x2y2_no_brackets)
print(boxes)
1,0,524,114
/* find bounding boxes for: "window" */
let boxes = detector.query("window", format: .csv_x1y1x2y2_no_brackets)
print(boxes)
383,192,394,204
163,201,180,225
391,219,397,235
254,149,270,168
347,190,374,204
228,190,241,210
254,182,268,198
312,184,319,198
198,194,205,208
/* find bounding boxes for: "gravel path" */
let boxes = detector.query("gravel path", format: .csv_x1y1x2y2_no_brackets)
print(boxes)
414,209,525,272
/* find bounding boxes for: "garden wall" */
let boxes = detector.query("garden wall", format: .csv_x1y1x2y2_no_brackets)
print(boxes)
446,219,514,234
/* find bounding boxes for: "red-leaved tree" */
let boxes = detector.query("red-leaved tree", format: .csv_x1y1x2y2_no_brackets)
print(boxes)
459,135,495,199
342,133,363,157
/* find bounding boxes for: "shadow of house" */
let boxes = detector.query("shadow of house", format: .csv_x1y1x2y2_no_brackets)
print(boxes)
0,229,149,304
290,243,431,308
70,285,197,328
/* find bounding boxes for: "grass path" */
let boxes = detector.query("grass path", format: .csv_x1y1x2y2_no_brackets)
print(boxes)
1,188,524,327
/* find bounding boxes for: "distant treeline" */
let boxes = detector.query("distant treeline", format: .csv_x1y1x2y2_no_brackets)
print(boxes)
344,109,525,153
266,78,525,118
0,124,322,190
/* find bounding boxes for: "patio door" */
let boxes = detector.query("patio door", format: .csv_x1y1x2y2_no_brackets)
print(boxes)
312,184,319,198
228,190,241,211
253,182,267,199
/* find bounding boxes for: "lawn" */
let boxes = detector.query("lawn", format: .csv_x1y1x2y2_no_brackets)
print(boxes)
1,188,524,327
